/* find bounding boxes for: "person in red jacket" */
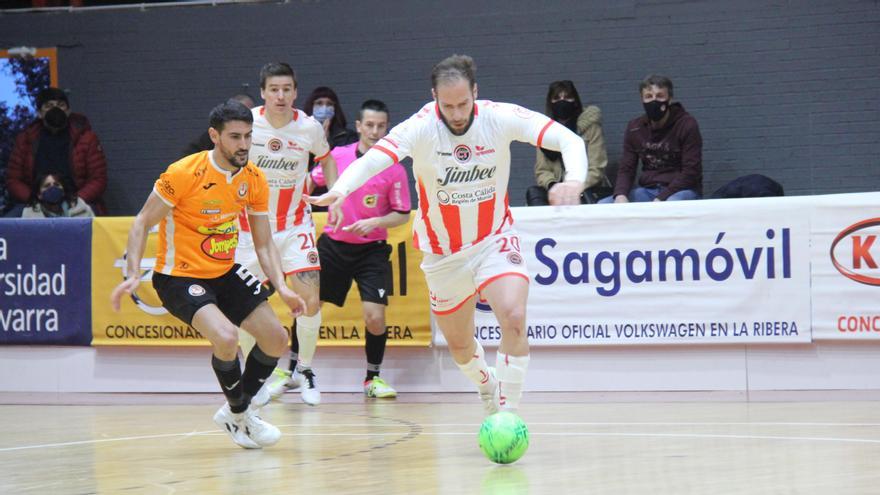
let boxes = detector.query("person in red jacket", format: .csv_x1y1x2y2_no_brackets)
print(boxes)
6,87,108,215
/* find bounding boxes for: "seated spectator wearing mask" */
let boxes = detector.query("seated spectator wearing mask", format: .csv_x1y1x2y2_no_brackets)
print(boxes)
6,87,109,214
303,86,358,149
600,75,703,203
527,80,608,205
20,172,94,218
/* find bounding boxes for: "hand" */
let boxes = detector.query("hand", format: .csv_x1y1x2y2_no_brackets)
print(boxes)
614,195,629,204
277,285,307,318
305,191,345,231
110,276,140,312
548,180,583,206
342,218,379,236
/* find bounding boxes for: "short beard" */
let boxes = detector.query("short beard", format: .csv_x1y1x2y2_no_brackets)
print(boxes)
219,146,248,169
439,108,475,136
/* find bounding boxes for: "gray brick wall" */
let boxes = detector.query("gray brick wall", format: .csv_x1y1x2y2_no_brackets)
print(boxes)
1,0,877,214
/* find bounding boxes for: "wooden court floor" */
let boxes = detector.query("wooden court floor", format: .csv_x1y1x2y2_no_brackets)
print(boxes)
1,393,879,494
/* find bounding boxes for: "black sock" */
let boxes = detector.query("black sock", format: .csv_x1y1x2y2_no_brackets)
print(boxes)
242,345,280,401
289,318,299,372
365,329,388,381
212,355,245,413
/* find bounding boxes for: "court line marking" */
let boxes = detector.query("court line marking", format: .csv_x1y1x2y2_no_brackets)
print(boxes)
3,422,880,452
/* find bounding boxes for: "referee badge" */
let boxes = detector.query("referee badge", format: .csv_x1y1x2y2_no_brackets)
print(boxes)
363,194,378,208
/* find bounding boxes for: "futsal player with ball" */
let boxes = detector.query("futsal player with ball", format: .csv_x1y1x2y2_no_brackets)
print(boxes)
308,55,587,429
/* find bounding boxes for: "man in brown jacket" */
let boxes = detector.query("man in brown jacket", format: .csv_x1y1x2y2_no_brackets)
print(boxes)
602,75,702,203
6,87,108,214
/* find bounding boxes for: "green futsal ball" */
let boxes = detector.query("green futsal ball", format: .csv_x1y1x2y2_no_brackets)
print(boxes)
478,412,529,464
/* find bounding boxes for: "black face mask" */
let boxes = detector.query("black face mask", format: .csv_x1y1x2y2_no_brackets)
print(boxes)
643,100,669,122
551,100,579,122
43,107,69,131
40,185,65,205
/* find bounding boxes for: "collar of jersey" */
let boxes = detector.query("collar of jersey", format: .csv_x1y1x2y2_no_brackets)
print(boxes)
259,106,299,124
208,149,242,183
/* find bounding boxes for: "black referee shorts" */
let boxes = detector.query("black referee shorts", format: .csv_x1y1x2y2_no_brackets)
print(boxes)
318,234,392,307
152,263,274,326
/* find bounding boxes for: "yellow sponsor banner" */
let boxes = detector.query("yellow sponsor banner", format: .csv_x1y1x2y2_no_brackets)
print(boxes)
91,214,431,346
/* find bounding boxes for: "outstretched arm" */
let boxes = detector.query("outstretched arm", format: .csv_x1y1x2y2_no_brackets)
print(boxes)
539,122,588,205
110,192,171,311
305,146,396,229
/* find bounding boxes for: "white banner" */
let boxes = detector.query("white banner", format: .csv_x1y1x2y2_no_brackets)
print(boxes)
810,192,880,340
434,196,814,346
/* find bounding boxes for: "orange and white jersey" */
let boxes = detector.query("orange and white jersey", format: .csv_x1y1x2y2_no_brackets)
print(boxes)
331,100,588,255
240,106,331,233
153,150,270,279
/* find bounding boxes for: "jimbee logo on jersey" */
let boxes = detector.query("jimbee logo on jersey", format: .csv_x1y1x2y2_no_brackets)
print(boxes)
453,144,471,163
363,194,378,208
268,138,283,153
307,251,319,265
436,190,451,205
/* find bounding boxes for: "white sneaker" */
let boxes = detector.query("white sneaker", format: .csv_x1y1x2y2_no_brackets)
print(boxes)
266,367,297,400
241,406,282,447
296,368,321,406
251,382,271,409
213,403,261,449
479,367,500,416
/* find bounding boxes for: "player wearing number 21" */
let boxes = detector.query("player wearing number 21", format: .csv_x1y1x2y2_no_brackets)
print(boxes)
307,55,588,415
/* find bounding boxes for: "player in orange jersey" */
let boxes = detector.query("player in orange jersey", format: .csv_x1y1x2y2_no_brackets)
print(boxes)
111,100,306,450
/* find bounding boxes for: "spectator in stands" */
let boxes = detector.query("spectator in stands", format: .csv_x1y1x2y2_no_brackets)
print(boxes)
527,80,608,205
303,86,359,149
303,87,358,208
19,172,94,218
5,87,109,214
601,75,702,203
181,93,255,157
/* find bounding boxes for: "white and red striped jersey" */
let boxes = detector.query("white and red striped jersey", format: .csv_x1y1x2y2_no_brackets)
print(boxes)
331,100,588,255
239,106,331,233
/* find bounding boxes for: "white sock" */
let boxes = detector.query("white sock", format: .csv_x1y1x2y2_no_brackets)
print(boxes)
238,329,256,358
496,353,530,411
295,311,321,368
456,339,493,394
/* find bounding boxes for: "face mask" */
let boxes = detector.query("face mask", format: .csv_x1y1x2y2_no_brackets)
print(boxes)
40,185,65,205
312,105,335,123
643,100,669,122
43,107,69,131
551,100,579,121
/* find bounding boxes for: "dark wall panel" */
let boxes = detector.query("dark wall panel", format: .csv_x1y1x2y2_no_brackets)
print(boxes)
1,0,877,214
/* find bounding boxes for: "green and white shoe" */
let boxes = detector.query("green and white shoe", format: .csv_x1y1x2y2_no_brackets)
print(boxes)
364,377,398,398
